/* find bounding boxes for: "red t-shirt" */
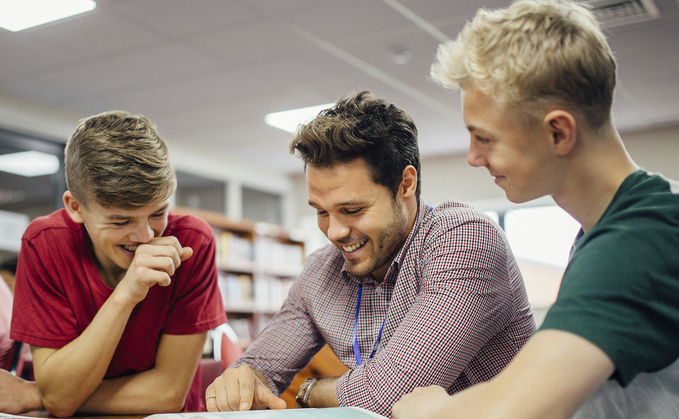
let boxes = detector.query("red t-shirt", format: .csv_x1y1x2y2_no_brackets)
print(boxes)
11,209,226,411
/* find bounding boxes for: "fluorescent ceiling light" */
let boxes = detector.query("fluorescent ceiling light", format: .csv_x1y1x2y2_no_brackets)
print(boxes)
0,151,60,177
0,0,96,32
265,103,334,134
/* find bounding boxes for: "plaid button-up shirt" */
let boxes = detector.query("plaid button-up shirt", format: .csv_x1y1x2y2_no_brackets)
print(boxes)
233,198,535,416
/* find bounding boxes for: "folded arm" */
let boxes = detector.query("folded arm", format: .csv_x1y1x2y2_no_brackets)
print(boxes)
31,289,138,417
78,332,205,415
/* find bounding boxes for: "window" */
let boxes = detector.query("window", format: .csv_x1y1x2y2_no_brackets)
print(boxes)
503,205,581,325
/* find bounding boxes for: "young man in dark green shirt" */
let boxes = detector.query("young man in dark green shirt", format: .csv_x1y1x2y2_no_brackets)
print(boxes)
393,1,679,418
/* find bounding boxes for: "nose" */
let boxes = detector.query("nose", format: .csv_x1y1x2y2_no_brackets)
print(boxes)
130,221,154,243
467,140,486,168
325,215,350,243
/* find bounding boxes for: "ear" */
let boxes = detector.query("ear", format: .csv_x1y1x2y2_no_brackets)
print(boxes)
399,166,418,200
543,110,577,156
63,191,85,224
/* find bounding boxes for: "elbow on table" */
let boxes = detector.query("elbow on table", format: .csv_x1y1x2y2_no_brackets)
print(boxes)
42,397,80,418
154,386,190,413
159,395,187,414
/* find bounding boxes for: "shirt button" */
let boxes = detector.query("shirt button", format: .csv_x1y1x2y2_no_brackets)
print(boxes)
375,286,383,295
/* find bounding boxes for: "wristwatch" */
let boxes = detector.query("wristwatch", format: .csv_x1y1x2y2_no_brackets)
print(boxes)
296,378,318,408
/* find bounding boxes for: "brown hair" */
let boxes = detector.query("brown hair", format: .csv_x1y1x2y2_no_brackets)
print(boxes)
290,91,421,199
64,110,175,209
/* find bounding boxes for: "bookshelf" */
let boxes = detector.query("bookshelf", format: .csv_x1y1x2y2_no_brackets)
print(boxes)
173,206,304,348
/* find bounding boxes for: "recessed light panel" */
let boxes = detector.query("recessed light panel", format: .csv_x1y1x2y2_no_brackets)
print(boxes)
0,150,60,177
0,0,96,32
265,103,334,134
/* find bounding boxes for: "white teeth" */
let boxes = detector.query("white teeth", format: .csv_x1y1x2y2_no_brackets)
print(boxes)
122,245,137,252
342,239,367,252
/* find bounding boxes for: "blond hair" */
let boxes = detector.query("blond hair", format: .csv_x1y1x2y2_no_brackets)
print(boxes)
431,0,617,130
65,111,175,209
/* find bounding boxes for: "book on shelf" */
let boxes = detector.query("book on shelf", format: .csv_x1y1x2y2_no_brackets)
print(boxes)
218,274,295,314
217,231,254,269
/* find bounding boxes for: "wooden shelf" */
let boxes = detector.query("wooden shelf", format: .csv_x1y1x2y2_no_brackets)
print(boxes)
172,206,304,346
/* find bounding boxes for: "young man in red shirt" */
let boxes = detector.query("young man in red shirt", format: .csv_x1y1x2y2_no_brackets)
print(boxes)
5,111,226,416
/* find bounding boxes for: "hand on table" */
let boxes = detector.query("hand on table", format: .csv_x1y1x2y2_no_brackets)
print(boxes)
0,369,43,414
205,365,286,411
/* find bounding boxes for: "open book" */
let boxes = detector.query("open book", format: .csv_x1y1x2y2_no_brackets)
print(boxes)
147,407,387,419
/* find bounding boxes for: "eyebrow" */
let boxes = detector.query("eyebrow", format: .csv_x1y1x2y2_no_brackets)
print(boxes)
308,199,367,208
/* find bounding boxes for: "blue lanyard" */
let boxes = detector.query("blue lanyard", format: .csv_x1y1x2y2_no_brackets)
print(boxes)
352,284,387,366
351,204,434,366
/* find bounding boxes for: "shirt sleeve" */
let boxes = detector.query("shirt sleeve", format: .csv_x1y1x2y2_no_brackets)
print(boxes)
230,273,325,395
163,225,227,335
11,235,80,348
337,216,522,415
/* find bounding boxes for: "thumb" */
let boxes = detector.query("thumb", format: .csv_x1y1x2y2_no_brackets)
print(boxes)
263,393,287,410
180,246,194,261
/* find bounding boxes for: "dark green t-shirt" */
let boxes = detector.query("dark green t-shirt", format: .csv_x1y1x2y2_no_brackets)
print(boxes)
541,170,679,386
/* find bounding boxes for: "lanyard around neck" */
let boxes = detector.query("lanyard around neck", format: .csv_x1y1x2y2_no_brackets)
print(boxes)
351,204,434,366
352,284,387,366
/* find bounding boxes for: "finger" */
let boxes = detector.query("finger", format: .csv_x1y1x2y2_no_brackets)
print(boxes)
134,266,172,287
238,370,256,411
206,397,218,412
222,369,244,411
134,242,182,269
139,254,178,276
180,246,193,261
212,374,234,412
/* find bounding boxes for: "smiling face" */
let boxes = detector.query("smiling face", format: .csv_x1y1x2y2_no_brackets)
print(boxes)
63,192,170,285
307,158,415,281
462,86,556,203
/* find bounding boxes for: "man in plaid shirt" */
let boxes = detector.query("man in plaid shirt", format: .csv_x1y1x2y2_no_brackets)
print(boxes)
205,91,536,416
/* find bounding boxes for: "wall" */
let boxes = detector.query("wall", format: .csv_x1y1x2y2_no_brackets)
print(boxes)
0,93,296,226
289,123,679,264
418,124,679,211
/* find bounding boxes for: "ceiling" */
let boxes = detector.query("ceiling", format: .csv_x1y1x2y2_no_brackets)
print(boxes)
1,0,678,175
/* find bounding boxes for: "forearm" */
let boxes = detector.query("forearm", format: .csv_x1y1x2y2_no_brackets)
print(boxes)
233,292,324,395
33,290,136,417
393,331,615,419
76,332,205,415
77,365,193,414
307,377,340,408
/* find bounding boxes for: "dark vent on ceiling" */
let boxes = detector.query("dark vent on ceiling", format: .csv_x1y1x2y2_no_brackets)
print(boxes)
588,0,660,27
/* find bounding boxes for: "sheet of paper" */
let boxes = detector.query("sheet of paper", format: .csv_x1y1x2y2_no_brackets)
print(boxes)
148,407,387,419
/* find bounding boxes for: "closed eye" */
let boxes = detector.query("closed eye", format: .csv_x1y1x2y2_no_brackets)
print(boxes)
344,208,362,215
474,134,490,145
